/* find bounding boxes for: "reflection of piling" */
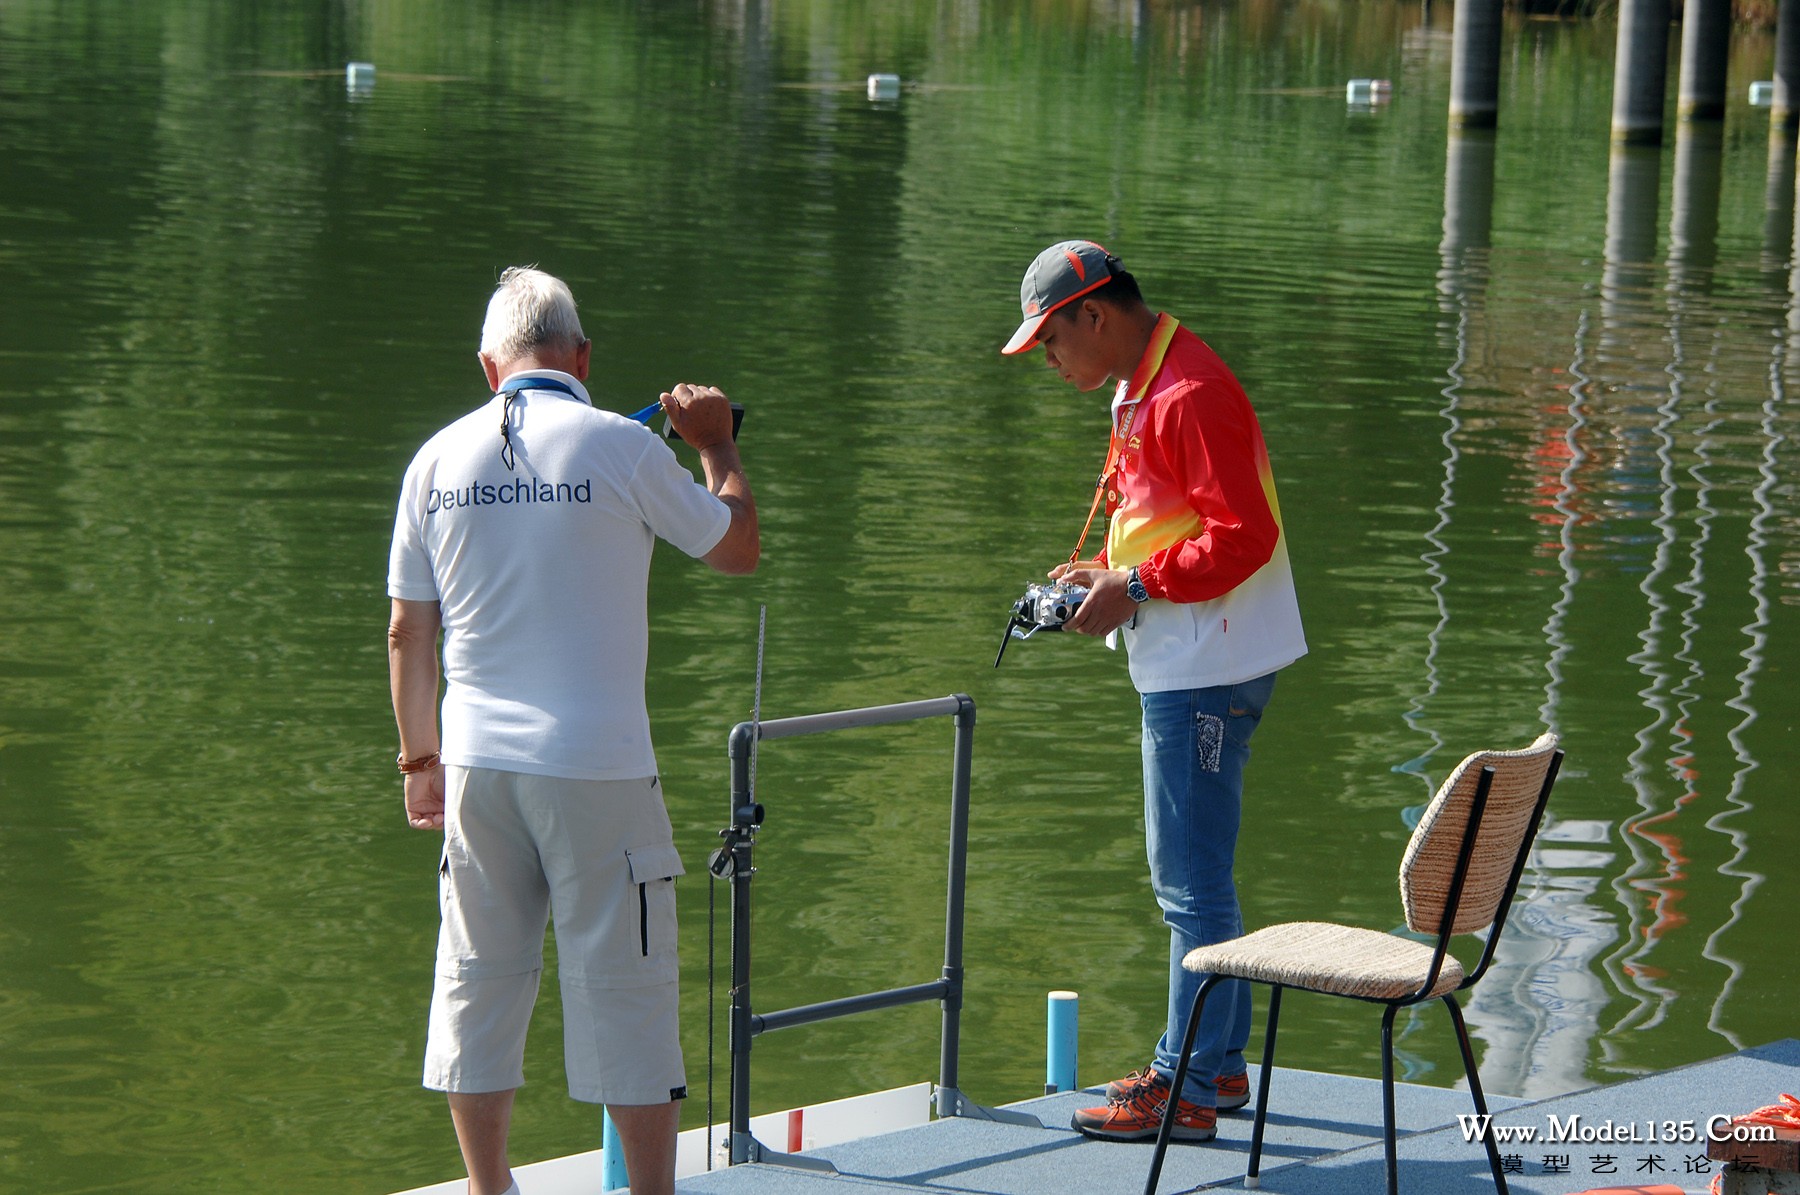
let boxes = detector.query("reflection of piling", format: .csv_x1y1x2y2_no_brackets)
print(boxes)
1442,130,1498,267
1612,0,1671,144
1791,162,1800,334
1439,130,1497,357
1604,146,1663,330
1450,0,1504,128
1764,132,1796,266
1670,121,1724,280
1774,0,1800,131
1677,0,1731,120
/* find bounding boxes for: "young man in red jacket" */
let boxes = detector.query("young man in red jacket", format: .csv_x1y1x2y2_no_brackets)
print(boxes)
1003,241,1306,1142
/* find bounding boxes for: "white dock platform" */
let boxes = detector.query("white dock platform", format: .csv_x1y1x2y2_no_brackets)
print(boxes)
400,1039,1800,1194
677,1040,1800,1194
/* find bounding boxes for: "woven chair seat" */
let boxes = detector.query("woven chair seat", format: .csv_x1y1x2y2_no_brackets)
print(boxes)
1181,922,1465,1001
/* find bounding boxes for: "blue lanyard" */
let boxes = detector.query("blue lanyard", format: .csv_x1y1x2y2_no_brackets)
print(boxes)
499,375,580,400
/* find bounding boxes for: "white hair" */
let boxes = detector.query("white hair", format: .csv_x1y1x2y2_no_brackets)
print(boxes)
478,266,585,363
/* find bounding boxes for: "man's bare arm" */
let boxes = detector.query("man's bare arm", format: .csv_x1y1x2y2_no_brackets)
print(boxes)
661,383,759,575
387,597,445,829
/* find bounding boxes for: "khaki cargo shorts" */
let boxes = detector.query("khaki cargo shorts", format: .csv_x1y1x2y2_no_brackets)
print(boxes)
423,767,688,1105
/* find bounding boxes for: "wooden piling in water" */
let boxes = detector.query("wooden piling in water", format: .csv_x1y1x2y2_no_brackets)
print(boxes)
1449,0,1503,128
1612,0,1671,144
1677,0,1732,120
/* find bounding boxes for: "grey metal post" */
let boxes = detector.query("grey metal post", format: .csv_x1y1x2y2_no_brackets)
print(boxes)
725,722,758,1166
1612,0,1672,145
1449,0,1504,128
1776,0,1800,131
936,696,975,1117
1677,0,1731,120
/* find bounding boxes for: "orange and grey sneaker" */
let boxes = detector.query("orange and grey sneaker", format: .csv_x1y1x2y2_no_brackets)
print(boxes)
1071,1078,1217,1142
1104,1066,1251,1111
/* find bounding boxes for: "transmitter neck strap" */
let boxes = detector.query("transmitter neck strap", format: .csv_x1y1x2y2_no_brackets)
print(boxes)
1066,314,1179,565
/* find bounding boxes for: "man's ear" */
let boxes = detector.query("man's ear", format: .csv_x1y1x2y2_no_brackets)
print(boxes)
1082,298,1106,331
479,352,501,391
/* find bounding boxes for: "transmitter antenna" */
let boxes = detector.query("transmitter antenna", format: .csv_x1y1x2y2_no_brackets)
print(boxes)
749,605,766,800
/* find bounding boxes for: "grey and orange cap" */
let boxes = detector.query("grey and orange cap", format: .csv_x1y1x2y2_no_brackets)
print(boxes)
1001,239,1120,355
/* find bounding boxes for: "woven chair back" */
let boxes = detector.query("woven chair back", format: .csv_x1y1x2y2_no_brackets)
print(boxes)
1399,733,1559,937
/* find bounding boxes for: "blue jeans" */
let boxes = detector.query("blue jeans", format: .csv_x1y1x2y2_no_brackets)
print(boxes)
1142,671,1277,1105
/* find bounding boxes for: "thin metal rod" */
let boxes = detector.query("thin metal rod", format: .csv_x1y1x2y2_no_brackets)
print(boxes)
1407,765,1495,1005
1247,985,1282,1183
1464,751,1563,986
753,981,953,1034
1381,1005,1400,1195
751,696,966,742
1445,994,1509,1195
1143,974,1219,1195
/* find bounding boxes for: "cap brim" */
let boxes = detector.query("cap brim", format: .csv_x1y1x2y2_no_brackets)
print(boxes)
1001,312,1050,355
1000,272,1115,355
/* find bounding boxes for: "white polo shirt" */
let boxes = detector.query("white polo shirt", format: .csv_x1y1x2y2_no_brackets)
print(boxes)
388,371,730,780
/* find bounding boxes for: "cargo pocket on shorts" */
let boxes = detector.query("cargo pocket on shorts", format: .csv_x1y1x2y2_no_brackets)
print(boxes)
624,843,686,960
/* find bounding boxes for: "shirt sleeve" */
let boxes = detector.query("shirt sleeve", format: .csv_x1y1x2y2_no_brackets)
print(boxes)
625,434,732,558
387,455,441,601
1133,382,1279,603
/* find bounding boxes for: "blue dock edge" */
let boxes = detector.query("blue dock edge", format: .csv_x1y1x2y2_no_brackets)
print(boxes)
675,1039,1800,1194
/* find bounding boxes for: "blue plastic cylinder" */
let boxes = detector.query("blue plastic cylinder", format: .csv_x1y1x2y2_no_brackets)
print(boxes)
602,1108,626,1191
1046,990,1079,1094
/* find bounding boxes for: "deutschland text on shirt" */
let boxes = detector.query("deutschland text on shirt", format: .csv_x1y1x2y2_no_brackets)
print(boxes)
426,478,593,513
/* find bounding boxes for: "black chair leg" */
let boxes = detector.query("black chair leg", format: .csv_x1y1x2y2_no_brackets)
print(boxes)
1380,1004,1400,1195
1142,974,1220,1195
1443,994,1509,1195
1245,985,1282,1189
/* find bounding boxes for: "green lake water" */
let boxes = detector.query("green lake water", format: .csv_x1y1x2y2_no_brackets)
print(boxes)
1,1,1796,1191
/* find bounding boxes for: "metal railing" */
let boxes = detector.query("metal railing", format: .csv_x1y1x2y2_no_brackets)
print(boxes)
713,693,1040,1172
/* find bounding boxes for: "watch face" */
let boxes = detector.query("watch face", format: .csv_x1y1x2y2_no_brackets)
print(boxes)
1128,571,1149,602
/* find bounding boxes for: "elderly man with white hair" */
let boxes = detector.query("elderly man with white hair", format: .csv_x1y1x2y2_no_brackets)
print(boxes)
386,266,758,1195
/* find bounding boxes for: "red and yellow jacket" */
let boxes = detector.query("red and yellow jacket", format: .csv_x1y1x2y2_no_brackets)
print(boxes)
1099,315,1306,691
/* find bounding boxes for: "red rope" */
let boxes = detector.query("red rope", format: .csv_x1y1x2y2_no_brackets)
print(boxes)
1707,1094,1800,1194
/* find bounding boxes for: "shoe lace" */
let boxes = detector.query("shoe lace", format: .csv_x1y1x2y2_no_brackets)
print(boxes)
1119,1082,1170,1119
1111,1068,1165,1104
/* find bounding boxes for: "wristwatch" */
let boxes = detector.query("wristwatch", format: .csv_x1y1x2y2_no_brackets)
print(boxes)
1125,566,1149,604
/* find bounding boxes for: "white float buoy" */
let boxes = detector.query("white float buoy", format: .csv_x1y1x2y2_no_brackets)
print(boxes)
1346,78,1392,105
1750,80,1775,107
346,62,376,94
867,73,901,100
